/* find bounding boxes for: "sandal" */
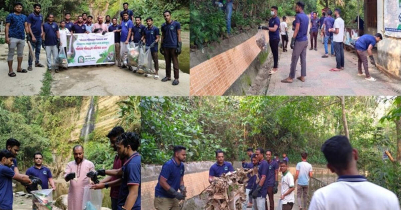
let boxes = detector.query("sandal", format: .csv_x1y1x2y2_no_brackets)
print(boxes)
269,70,277,75
297,76,305,82
281,78,293,83
172,79,179,85
365,77,376,81
17,69,28,73
322,55,329,58
161,77,171,82
35,63,44,67
8,72,16,77
329,68,341,72
357,73,365,76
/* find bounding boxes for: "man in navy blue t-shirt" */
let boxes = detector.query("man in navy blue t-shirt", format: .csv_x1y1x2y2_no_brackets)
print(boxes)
109,18,122,67
265,150,279,210
26,152,56,192
64,13,74,32
71,16,87,34
120,12,133,68
154,146,187,209
242,148,254,168
92,132,141,210
5,138,20,174
209,150,234,182
160,10,182,86
5,2,30,77
144,17,160,78
0,149,40,209
132,16,146,44
242,154,257,209
355,33,382,81
42,14,60,72
310,12,319,50
281,1,309,84
322,10,335,57
27,4,45,70
259,6,280,74
120,2,134,23
251,148,269,210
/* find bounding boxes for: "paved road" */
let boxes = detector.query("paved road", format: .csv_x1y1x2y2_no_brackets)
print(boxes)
267,30,401,96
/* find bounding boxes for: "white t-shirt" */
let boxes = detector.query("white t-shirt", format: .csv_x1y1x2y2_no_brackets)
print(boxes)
309,176,400,210
59,28,70,48
296,161,313,186
280,22,288,35
333,17,344,42
281,171,295,204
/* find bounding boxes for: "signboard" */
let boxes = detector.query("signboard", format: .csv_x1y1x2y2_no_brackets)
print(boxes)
384,0,401,38
66,32,115,67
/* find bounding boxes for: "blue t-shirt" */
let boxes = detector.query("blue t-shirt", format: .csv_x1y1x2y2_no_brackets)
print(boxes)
43,22,59,46
254,159,268,197
109,25,122,43
26,166,52,189
246,162,255,189
324,16,335,37
144,26,160,53
85,24,93,33
209,161,234,177
121,20,134,43
0,165,15,210
319,16,325,29
155,158,185,198
295,12,309,42
266,160,278,186
268,16,280,40
118,153,141,210
242,161,253,169
65,21,73,31
161,21,181,48
71,23,86,33
310,18,319,32
6,13,27,40
120,10,134,21
355,34,377,51
11,158,17,172
283,157,289,164
27,13,43,37
132,24,145,43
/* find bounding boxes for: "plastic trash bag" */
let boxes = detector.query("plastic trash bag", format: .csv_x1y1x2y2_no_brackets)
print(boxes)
256,29,267,50
58,47,68,68
127,43,140,67
138,46,155,74
32,189,53,210
82,187,102,210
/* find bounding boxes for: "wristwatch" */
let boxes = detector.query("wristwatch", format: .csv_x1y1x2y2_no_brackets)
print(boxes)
105,183,109,189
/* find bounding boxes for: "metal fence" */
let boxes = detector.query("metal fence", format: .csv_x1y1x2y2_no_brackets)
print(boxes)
307,168,337,208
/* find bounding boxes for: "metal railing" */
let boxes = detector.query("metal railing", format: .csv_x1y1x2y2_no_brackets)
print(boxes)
307,168,337,208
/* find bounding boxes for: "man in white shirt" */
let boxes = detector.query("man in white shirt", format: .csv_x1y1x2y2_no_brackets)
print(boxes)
280,16,288,52
309,135,400,210
279,161,295,210
295,152,312,210
329,8,345,71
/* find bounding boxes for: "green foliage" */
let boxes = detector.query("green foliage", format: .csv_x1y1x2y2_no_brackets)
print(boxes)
40,70,53,96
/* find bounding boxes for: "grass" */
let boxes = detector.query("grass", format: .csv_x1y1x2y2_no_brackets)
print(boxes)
158,42,190,74
39,70,53,96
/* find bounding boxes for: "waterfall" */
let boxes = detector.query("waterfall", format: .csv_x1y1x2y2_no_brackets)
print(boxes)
81,97,96,144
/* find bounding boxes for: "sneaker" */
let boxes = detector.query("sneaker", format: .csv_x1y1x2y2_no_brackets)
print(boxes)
28,66,33,71
365,77,376,81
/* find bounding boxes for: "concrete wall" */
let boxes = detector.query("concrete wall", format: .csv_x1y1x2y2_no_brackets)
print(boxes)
377,37,401,77
190,30,269,96
141,161,216,210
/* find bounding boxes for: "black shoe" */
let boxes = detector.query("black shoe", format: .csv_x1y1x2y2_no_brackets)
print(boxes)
161,77,171,82
172,79,179,85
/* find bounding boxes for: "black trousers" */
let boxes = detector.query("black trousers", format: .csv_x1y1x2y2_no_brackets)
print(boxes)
269,39,280,68
281,34,288,50
111,198,118,210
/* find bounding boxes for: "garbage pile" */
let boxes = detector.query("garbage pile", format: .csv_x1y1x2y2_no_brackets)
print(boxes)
203,168,259,210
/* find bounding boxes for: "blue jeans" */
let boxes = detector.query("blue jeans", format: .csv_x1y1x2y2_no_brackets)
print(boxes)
28,35,42,66
324,36,334,55
226,2,233,34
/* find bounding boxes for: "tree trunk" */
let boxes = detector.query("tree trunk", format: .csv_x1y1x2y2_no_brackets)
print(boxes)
340,96,350,140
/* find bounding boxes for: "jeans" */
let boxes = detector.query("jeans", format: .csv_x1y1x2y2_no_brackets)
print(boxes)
28,35,42,66
45,45,58,70
226,2,233,34
242,189,254,210
252,196,265,210
324,36,334,55
333,42,344,68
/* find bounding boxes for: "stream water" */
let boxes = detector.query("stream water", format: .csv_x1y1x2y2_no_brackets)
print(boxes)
81,96,96,144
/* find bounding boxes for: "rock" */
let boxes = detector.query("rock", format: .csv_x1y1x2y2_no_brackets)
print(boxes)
16,191,26,196
26,194,32,198
54,194,68,210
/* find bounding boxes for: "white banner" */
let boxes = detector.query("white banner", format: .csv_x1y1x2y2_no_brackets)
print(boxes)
66,32,115,67
384,0,401,38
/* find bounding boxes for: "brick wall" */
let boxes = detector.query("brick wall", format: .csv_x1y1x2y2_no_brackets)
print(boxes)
190,30,269,96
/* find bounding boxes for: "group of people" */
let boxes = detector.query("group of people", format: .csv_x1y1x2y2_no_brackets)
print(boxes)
0,126,141,210
5,2,182,85
258,1,383,83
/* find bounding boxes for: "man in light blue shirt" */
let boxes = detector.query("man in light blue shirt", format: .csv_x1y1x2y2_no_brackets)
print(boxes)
295,152,313,210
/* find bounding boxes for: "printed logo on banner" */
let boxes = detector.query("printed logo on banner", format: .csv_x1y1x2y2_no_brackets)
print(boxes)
78,56,85,63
